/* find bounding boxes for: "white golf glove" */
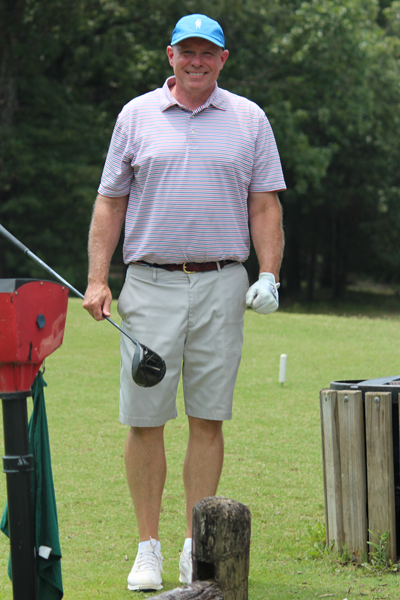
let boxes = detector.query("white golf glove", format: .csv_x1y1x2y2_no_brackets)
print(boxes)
246,272,280,315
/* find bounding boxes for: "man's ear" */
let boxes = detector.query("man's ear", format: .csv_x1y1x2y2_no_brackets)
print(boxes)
166,46,174,67
220,49,229,69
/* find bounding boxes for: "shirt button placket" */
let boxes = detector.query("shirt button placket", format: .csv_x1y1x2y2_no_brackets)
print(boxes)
188,113,199,150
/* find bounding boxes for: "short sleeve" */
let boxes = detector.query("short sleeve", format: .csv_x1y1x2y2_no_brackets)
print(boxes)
98,117,135,197
249,113,286,193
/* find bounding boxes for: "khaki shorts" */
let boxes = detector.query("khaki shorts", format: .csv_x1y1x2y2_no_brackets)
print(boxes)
117,262,248,427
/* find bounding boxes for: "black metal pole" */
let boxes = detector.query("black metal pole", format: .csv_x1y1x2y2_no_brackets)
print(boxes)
1,391,38,600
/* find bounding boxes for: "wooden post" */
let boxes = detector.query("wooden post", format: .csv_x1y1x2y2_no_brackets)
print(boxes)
155,497,251,600
321,387,398,564
365,391,396,562
192,497,251,600
337,390,367,562
320,389,344,552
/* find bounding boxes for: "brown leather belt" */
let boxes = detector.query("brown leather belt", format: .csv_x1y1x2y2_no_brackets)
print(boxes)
136,260,236,273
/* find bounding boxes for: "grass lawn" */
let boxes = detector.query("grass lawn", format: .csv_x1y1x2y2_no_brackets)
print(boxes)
2,297,400,598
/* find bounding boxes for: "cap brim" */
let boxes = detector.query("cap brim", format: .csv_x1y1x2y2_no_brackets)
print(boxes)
171,33,224,48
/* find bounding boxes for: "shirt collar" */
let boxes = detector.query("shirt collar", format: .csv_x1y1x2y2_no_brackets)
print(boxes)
159,76,226,112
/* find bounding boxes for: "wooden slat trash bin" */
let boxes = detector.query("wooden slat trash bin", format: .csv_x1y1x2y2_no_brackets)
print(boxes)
156,496,251,599
320,377,400,563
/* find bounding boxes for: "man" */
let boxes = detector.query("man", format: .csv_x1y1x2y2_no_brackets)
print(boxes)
83,13,286,592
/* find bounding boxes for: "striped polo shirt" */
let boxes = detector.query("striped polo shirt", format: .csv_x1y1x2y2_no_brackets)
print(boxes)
98,77,286,264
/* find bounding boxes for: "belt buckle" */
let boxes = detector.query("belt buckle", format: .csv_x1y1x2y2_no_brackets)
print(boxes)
183,262,196,274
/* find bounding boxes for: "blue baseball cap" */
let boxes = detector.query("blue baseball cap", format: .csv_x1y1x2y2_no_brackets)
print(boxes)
171,14,225,49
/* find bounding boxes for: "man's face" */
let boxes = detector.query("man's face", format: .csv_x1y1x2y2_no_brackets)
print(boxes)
166,38,229,100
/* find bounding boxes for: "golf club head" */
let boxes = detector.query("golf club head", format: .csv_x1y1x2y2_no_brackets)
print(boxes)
131,343,166,388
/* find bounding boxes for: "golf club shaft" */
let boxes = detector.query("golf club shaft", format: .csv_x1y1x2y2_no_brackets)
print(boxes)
0,224,138,348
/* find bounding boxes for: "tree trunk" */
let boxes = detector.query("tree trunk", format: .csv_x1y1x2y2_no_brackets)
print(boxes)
306,224,317,302
283,232,301,295
331,208,338,299
0,0,26,130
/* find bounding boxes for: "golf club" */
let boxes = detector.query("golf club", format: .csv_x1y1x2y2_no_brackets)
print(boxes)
0,224,166,388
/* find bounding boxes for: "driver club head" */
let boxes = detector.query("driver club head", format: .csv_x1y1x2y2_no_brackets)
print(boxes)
131,343,167,388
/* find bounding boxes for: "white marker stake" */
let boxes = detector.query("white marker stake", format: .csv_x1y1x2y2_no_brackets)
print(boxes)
279,354,287,385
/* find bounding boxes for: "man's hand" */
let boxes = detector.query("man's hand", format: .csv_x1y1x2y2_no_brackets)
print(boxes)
246,272,280,315
83,282,113,321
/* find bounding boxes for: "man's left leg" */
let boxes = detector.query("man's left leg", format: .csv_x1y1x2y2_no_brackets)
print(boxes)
183,416,224,536
179,416,224,583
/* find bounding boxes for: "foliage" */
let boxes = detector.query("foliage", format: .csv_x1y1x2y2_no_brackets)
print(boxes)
366,531,390,570
0,0,399,298
266,0,400,298
359,530,400,574
306,521,333,559
306,524,356,566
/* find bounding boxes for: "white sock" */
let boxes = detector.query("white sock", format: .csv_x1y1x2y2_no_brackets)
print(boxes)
183,537,192,552
139,538,161,552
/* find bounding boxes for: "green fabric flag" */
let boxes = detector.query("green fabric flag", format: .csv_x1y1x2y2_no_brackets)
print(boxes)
1,372,63,599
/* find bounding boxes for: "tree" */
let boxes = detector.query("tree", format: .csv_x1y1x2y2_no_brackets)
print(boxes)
0,0,399,300
217,0,400,297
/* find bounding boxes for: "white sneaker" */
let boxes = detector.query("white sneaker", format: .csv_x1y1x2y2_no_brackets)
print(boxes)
179,547,192,584
127,539,163,591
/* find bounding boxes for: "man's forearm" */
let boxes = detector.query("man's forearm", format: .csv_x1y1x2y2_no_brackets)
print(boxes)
248,191,284,279
88,194,129,284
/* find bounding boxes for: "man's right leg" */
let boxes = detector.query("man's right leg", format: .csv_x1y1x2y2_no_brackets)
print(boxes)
125,425,166,591
125,425,166,541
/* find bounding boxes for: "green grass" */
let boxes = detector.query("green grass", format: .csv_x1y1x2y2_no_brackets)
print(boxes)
2,298,400,598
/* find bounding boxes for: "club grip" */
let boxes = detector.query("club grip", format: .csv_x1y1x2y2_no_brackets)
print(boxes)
0,224,29,254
